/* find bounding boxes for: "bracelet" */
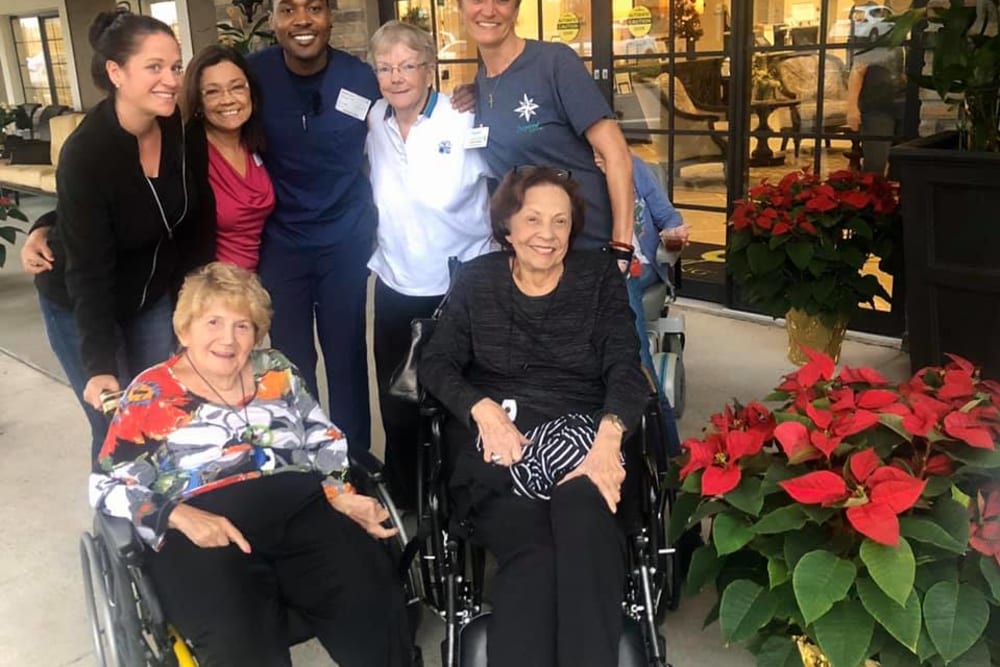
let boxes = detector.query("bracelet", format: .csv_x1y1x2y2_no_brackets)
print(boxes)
607,240,634,252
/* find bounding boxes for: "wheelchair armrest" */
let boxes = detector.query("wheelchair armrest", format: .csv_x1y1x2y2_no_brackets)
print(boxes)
95,512,146,567
349,450,387,482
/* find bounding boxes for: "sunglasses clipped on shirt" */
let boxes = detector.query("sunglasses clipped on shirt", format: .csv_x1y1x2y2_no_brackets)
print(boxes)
511,165,573,182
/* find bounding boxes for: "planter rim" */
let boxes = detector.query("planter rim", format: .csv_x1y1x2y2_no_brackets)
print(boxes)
890,131,1000,163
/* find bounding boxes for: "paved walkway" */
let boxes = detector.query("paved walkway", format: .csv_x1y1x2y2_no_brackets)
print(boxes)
0,194,909,665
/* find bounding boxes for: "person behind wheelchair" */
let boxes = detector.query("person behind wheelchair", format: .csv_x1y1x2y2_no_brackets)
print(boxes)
88,262,413,667
418,167,649,667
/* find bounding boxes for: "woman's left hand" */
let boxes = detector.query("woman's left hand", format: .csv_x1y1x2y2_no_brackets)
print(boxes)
560,429,625,513
330,492,399,539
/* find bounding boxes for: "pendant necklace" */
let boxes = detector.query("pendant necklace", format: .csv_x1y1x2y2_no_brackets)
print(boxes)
486,43,524,109
184,351,264,445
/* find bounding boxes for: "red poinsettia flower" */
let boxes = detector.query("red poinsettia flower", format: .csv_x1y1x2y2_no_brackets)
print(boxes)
943,411,996,449
970,485,1000,566
780,448,926,546
899,394,952,437
838,365,890,386
923,454,953,477
680,429,767,497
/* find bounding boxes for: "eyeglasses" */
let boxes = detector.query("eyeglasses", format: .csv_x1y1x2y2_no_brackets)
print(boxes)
512,165,572,180
373,62,428,78
201,81,250,103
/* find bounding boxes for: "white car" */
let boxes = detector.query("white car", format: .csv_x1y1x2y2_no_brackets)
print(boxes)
850,3,895,42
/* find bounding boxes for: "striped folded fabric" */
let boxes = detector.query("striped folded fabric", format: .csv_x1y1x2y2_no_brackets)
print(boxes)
478,413,620,500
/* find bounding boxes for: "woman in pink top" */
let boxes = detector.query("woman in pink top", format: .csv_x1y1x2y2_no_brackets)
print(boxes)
182,45,274,271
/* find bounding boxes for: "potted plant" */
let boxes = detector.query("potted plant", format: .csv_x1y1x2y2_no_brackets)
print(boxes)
0,195,29,268
217,1,275,55
670,348,1000,666
726,169,901,364
881,0,1000,379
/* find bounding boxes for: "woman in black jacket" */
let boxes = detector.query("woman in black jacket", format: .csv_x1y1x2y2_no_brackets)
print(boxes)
27,10,210,465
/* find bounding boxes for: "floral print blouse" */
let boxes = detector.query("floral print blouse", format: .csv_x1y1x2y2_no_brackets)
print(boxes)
89,349,350,549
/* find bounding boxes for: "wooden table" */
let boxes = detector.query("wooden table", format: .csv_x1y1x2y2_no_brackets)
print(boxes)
749,98,801,167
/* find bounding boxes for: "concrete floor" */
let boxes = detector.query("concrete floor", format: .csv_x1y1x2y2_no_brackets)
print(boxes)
0,193,911,666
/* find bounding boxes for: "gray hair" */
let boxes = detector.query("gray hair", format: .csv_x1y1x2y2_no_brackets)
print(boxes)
369,20,437,68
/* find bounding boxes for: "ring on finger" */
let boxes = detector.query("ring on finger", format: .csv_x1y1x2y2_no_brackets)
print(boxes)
490,452,503,464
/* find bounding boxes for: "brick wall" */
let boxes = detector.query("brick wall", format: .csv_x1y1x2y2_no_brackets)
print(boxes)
212,0,374,59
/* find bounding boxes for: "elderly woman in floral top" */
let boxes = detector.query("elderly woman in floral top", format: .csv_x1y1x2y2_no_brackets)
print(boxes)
89,262,412,667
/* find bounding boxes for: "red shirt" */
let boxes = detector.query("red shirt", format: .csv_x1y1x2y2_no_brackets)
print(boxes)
208,143,275,271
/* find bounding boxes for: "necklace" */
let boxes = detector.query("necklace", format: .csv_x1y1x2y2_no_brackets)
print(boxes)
485,41,525,109
184,352,265,445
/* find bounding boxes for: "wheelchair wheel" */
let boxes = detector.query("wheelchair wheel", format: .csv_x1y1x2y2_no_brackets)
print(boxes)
80,531,162,667
653,490,684,622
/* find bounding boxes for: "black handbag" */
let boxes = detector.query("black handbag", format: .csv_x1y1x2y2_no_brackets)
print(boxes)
387,260,462,404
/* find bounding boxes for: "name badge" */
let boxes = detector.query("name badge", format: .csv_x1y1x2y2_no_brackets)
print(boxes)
501,398,518,422
464,126,489,149
252,152,264,167
335,89,372,121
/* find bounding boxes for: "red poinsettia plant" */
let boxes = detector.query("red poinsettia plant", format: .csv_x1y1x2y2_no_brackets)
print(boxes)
726,169,901,325
671,349,1000,666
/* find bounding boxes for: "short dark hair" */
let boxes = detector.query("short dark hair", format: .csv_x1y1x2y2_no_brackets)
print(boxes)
89,10,176,95
182,45,267,154
490,167,585,250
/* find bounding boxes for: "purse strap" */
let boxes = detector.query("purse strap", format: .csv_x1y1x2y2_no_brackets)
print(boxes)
431,256,463,320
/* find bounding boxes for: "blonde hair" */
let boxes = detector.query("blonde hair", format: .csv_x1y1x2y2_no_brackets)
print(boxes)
369,20,437,68
173,262,272,344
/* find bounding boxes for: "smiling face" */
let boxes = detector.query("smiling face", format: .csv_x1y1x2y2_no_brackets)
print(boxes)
177,300,256,383
374,42,433,116
506,183,573,275
199,60,252,135
460,0,520,49
272,0,332,74
106,31,182,118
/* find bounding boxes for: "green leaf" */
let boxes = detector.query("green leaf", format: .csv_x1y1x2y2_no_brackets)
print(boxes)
933,498,971,546
914,559,959,593
857,578,922,651
714,512,755,556
719,579,778,643
900,518,965,554
878,638,921,667
948,639,990,667
686,544,723,597
773,411,812,427
800,505,836,525
793,550,857,625
747,242,786,275
945,445,1000,469
753,505,808,534
877,413,913,443
786,241,815,270
725,477,765,516
860,537,916,607
978,557,1000,603
754,635,801,667
814,599,875,667
923,581,990,663
847,217,874,241
680,469,702,493
667,492,702,543
768,558,789,589
783,524,827,570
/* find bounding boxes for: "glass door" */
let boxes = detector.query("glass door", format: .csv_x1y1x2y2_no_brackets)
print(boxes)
611,0,732,302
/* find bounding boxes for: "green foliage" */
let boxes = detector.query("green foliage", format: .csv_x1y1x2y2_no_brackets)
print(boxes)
0,196,29,269
879,0,1000,151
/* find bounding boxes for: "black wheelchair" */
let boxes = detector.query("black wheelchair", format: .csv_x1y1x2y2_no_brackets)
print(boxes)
79,453,418,667
401,395,683,667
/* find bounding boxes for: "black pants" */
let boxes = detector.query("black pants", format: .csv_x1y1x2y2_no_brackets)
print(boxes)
373,278,442,509
147,492,412,667
472,477,626,667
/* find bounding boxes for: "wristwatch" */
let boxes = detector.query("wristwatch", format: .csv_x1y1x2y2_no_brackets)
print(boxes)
602,413,627,435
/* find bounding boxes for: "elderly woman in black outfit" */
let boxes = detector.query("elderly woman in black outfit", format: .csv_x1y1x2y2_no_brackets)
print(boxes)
419,167,648,667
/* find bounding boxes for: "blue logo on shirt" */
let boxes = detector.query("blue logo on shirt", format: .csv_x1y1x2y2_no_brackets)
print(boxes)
438,140,452,154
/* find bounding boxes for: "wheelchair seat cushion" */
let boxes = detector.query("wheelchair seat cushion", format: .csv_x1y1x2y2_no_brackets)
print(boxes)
477,413,622,500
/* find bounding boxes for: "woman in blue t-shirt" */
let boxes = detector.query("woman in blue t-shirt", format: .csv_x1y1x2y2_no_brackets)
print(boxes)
459,0,636,263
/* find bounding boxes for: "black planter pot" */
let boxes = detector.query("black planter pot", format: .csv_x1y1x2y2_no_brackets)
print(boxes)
890,131,1000,379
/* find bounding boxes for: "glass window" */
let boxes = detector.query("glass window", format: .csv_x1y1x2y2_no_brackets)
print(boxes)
12,17,52,105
